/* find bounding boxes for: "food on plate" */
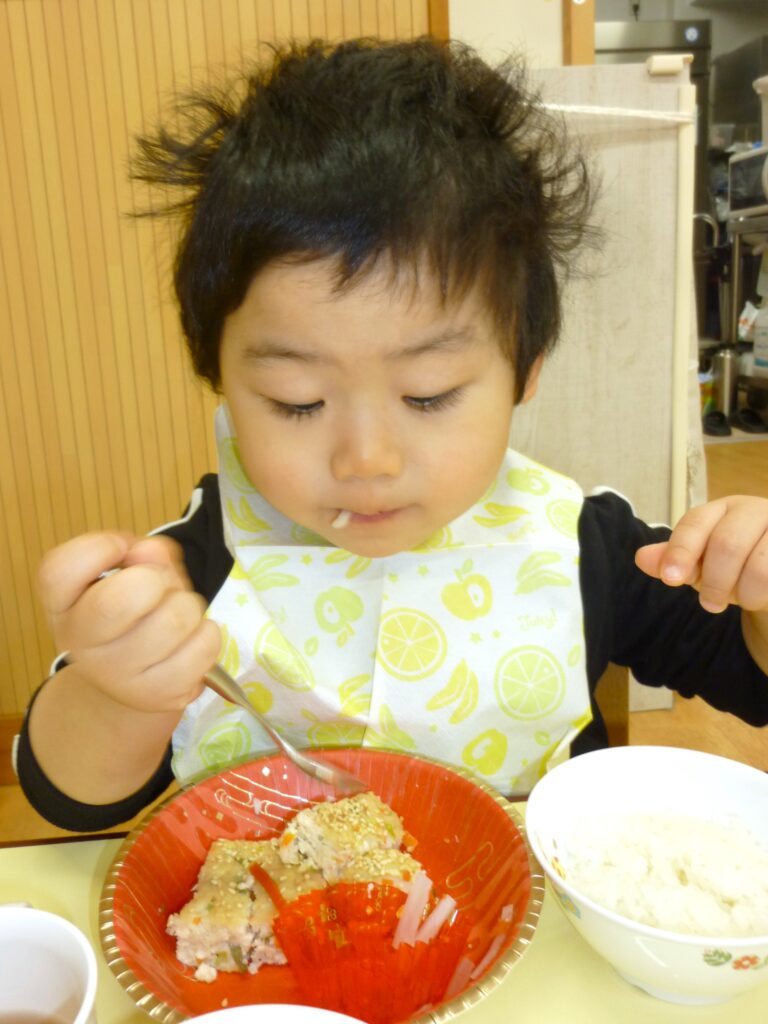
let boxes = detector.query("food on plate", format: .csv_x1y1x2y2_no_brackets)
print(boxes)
336,848,422,891
564,813,768,937
278,791,405,882
167,791,450,983
166,838,325,982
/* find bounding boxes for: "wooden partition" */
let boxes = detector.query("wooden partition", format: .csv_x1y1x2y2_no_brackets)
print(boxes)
0,0,440,717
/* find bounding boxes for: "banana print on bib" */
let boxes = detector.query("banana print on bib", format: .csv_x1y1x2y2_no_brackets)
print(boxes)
171,406,593,796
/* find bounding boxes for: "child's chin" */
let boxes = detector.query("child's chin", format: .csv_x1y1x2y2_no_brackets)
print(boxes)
323,527,424,559
329,535,411,559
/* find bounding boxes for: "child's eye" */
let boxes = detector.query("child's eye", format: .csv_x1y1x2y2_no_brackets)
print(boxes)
269,399,324,420
404,387,464,413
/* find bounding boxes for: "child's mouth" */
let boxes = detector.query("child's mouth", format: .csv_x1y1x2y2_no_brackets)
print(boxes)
331,508,401,528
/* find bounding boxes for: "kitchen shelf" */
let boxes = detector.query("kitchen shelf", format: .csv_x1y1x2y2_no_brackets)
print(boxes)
726,214,768,342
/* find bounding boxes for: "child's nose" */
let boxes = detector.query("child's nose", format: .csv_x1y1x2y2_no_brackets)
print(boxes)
330,418,404,481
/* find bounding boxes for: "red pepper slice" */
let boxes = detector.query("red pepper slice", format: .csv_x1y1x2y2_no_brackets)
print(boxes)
249,861,286,909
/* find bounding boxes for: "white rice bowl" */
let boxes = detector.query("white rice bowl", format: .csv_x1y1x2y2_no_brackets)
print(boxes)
526,746,768,1005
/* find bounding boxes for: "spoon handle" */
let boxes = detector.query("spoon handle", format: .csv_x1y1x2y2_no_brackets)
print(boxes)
203,663,367,794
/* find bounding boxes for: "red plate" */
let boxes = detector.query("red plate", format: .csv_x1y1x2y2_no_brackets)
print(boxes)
99,749,542,1023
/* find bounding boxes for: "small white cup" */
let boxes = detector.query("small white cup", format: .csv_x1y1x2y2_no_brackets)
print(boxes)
0,906,97,1024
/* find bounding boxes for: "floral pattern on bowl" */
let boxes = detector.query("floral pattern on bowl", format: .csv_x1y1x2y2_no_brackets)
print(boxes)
703,950,768,972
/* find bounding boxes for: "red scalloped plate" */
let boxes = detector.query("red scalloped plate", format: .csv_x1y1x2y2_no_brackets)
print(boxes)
99,749,543,1023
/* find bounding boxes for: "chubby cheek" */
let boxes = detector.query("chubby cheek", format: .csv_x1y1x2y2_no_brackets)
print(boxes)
239,439,320,512
424,429,506,510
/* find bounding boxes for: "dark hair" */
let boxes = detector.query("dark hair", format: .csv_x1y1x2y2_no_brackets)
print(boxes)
132,37,595,402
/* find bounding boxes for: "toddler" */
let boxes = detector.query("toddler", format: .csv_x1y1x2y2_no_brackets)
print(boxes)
16,38,768,831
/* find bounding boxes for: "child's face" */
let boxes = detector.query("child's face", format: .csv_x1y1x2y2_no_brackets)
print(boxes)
219,259,537,557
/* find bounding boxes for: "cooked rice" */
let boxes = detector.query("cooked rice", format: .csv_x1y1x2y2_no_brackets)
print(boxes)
563,813,768,937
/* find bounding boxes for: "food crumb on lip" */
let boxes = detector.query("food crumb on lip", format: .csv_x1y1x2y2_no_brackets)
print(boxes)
331,509,352,528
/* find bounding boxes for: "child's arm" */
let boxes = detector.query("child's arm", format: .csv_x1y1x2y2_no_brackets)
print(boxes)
28,531,221,806
635,496,768,675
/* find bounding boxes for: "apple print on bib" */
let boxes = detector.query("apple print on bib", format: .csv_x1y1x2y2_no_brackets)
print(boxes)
171,405,592,795
442,561,493,620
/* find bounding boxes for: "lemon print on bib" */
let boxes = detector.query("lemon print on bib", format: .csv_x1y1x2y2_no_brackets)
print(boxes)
199,720,251,770
255,622,315,691
377,608,447,681
302,710,367,747
494,645,565,720
242,681,273,713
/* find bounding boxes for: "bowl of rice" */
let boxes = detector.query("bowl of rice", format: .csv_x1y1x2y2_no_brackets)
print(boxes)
525,745,768,1005
100,748,543,1023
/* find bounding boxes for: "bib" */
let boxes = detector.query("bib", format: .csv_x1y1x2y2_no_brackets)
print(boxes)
172,406,592,796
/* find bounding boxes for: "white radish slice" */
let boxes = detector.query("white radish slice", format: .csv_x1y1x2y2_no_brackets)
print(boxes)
392,870,432,948
415,894,457,944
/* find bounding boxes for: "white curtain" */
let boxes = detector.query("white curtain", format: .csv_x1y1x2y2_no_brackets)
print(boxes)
514,61,707,707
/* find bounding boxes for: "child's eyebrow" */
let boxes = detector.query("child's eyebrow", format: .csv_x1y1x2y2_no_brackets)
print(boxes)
392,326,477,360
240,327,477,366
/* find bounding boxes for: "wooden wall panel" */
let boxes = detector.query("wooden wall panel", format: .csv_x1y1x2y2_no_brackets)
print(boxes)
0,0,435,716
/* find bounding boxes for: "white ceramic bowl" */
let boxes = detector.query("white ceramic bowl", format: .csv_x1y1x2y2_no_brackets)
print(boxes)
190,1007,364,1023
526,745,768,1005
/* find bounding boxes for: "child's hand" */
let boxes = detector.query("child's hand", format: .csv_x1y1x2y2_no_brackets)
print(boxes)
38,531,221,714
635,496,768,613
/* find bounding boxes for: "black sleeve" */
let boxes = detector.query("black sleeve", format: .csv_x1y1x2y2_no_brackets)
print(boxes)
159,474,233,602
16,685,175,833
578,490,768,726
15,476,232,832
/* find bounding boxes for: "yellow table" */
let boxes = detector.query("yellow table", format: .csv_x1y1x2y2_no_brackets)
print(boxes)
1,835,766,1023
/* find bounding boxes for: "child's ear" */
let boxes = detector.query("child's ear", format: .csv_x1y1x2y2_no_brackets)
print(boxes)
520,355,545,403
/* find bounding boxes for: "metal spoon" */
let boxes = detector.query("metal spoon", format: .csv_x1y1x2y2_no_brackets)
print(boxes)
97,569,366,794
204,663,368,795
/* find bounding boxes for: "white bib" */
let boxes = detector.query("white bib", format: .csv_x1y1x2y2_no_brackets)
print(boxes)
172,406,592,795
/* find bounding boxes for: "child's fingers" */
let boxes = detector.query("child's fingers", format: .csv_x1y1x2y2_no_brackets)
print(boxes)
134,617,222,712
653,500,728,587
707,520,768,612
695,504,768,612
634,541,675,582
38,531,135,618
123,535,192,590
636,498,768,614
60,562,182,651
635,505,725,588
734,537,768,610
71,591,215,704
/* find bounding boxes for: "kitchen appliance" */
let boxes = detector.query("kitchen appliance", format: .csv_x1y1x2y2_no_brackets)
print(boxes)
728,145,768,220
711,36,768,148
